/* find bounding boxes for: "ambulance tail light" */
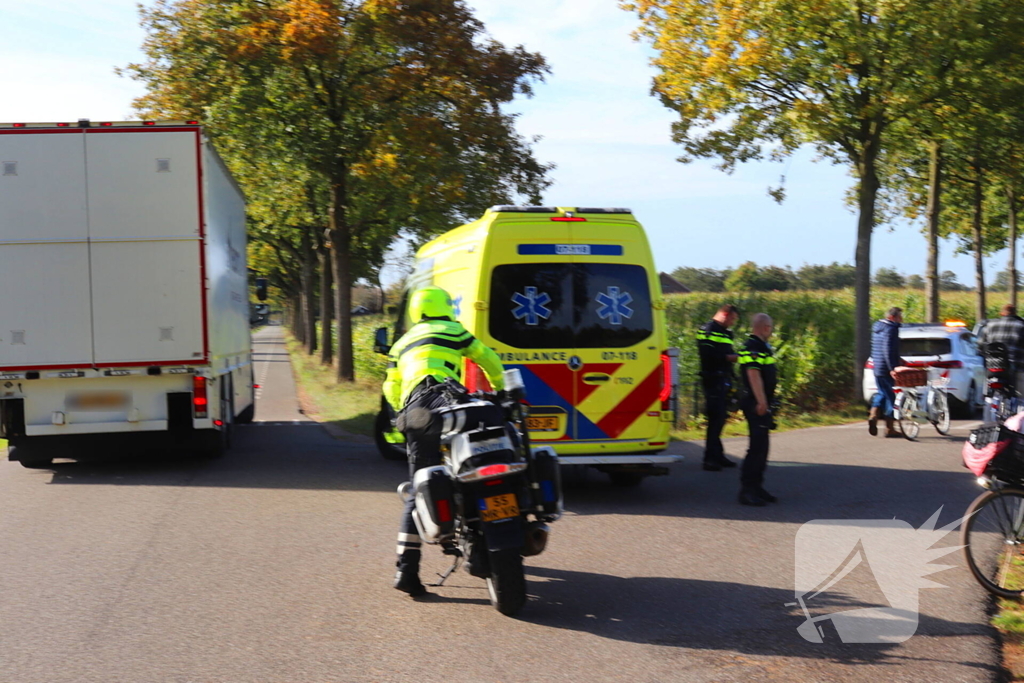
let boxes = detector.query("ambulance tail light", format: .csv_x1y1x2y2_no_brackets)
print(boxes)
660,348,680,414
192,376,209,418
464,359,493,392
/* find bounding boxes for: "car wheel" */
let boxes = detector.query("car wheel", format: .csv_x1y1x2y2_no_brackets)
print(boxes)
953,381,979,419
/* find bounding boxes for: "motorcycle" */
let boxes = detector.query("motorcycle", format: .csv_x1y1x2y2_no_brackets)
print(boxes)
397,369,562,616
984,341,1018,423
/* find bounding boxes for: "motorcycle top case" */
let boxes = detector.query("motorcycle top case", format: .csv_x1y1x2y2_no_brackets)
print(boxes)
449,425,519,474
437,400,505,438
412,465,456,542
529,446,563,521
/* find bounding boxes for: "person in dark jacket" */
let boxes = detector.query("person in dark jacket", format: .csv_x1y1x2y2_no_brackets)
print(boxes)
977,304,1024,392
697,304,740,470
869,307,904,437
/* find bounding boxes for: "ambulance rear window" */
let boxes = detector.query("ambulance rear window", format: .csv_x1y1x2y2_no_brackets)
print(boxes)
489,263,653,348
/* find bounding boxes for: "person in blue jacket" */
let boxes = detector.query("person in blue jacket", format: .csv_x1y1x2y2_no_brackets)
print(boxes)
869,307,904,437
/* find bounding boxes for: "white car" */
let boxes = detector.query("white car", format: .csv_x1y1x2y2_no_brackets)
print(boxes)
862,322,985,417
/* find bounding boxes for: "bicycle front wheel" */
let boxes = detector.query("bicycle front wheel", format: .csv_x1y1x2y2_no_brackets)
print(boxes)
931,389,951,435
962,488,1024,598
897,392,920,440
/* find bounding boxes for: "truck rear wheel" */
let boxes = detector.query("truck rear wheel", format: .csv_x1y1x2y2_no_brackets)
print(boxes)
10,442,53,469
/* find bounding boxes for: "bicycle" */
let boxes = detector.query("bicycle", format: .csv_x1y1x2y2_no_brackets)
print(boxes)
892,368,951,441
962,476,1024,598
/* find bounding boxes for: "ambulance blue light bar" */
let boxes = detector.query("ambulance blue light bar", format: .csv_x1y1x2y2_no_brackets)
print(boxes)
575,207,632,214
518,244,624,256
490,206,558,213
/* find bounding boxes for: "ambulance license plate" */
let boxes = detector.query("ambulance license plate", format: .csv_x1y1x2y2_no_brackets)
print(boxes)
526,416,559,432
480,494,519,522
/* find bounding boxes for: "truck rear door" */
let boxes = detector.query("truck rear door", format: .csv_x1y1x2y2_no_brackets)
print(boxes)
0,130,95,369
85,130,205,365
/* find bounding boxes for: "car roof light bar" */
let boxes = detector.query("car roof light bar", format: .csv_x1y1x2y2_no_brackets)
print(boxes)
575,207,633,214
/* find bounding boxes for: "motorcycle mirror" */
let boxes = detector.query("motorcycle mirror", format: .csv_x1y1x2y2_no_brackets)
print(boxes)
374,327,391,355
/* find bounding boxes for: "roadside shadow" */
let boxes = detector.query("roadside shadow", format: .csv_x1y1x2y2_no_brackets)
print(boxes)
520,566,997,671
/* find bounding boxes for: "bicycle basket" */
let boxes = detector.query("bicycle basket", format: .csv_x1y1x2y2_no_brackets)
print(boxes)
893,367,928,388
967,422,1024,482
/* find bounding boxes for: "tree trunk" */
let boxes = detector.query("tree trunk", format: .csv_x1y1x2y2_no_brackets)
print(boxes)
924,140,942,323
300,229,318,355
319,245,334,366
854,141,881,395
330,183,355,382
972,164,986,322
1008,186,1019,310
290,294,304,342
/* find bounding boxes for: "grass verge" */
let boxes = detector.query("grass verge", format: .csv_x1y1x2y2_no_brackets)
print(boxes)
993,563,1024,679
670,407,863,442
284,334,380,437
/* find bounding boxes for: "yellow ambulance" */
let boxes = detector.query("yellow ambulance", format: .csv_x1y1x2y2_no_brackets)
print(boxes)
376,206,682,484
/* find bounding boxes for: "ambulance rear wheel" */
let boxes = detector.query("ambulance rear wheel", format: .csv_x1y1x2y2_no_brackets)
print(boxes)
375,409,407,461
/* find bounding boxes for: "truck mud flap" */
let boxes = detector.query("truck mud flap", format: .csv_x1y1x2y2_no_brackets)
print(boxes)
483,516,523,552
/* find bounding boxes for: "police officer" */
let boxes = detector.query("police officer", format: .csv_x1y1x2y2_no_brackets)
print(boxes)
738,313,778,506
383,286,506,596
697,304,740,471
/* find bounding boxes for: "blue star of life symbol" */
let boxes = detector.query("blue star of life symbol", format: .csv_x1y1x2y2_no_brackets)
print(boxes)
452,295,462,318
511,286,552,326
595,286,633,325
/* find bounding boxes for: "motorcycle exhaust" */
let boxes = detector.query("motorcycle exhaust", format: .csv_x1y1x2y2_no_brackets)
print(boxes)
521,521,550,557
397,481,413,504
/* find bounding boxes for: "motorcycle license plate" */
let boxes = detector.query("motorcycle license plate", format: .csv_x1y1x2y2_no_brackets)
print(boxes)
480,494,519,522
526,416,559,431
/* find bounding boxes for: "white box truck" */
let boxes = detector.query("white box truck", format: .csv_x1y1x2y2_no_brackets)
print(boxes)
0,120,255,467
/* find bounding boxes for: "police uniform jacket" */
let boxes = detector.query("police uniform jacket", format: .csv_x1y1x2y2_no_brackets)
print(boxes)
739,334,778,404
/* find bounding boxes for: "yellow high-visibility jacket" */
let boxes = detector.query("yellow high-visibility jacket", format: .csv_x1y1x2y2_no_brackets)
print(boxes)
383,319,505,410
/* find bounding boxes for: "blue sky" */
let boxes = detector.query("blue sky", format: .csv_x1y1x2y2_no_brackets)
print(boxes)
0,0,1011,287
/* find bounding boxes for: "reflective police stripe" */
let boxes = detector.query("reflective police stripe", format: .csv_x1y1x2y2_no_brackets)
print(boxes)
398,334,474,356
696,331,733,344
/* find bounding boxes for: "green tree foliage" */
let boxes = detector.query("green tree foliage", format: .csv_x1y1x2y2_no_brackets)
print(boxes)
940,270,969,292
126,0,551,380
724,261,759,292
669,266,729,292
794,262,856,291
627,0,1024,391
991,270,1022,293
873,267,905,288
906,274,925,290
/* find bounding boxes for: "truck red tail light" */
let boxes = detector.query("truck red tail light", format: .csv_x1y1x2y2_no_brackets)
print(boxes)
193,375,208,418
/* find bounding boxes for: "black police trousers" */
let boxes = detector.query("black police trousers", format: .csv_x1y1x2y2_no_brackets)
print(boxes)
396,379,456,573
703,378,730,463
741,400,771,490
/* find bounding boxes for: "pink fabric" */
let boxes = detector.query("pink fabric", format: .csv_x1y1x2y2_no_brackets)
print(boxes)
1007,413,1024,432
963,439,1010,477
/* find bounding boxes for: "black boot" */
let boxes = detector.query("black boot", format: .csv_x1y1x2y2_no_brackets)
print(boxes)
738,488,767,506
394,566,427,597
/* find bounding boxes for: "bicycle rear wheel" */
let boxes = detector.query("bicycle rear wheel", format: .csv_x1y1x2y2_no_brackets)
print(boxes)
897,391,920,440
962,487,1024,598
931,389,951,435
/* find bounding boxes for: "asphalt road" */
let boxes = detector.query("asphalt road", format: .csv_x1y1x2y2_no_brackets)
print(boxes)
0,326,1002,682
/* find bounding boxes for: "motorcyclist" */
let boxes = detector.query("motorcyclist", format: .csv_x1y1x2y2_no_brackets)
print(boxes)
978,304,1024,395
384,286,506,597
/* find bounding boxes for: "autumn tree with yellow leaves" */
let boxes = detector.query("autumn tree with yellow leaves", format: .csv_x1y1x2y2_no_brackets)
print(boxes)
126,0,551,380
627,0,1024,391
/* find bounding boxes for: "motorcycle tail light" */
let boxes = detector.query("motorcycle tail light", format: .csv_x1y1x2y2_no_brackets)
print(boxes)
991,381,1004,390
457,462,528,483
435,498,452,523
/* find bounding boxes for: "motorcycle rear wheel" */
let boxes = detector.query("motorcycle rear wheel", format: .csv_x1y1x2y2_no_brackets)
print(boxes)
486,548,527,616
